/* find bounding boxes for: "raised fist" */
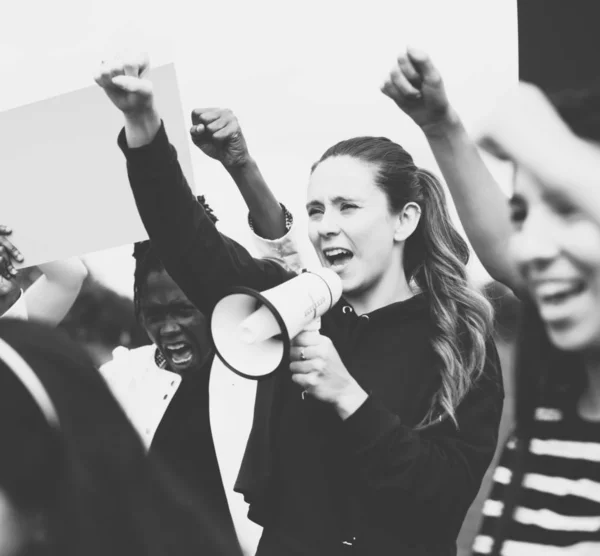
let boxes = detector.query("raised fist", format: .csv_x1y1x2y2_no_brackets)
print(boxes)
94,54,154,116
382,47,452,132
190,108,251,169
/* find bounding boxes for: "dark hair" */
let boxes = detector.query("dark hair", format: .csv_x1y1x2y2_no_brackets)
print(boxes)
490,83,600,555
548,80,600,143
133,195,218,319
0,318,238,556
312,138,494,428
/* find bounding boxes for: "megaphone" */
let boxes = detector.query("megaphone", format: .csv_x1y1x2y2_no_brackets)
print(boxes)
210,268,343,380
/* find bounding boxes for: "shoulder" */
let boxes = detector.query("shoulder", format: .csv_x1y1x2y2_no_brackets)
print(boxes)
100,344,159,378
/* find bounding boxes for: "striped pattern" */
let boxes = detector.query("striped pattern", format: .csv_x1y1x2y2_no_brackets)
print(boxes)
472,406,600,555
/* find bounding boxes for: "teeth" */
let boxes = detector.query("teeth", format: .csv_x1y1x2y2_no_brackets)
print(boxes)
171,352,193,365
535,283,586,307
165,343,186,351
536,282,582,300
536,282,573,298
323,248,352,257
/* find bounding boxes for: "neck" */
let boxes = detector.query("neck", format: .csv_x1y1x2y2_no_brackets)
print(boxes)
346,262,415,315
579,350,600,421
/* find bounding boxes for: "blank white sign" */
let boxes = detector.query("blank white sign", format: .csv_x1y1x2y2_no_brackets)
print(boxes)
0,63,194,269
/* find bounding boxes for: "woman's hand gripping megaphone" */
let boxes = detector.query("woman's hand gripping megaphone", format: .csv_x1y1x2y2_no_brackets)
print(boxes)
289,322,368,417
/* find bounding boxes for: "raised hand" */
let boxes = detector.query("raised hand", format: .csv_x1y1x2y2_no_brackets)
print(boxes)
0,225,23,282
382,47,453,132
190,108,251,169
94,54,154,116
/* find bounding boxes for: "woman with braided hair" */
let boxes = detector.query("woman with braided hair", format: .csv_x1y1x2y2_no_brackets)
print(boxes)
100,120,295,555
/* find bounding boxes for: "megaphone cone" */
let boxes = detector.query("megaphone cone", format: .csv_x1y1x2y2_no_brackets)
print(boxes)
210,268,342,380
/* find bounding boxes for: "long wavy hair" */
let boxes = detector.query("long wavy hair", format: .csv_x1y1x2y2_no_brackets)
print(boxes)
312,138,494,428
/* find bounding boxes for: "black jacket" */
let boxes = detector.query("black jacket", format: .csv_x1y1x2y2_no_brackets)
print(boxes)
118,123,504,556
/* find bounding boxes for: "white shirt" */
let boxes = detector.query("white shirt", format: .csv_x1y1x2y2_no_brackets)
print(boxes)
99,345,263,555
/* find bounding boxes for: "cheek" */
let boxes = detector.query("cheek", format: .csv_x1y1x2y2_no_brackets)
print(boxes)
141,319,160,343
561,222,600,274
191,314,208,334
307,221,319,247
507,232,524,270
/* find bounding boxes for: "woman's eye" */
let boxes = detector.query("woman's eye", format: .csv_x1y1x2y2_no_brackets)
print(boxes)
553,200,578,218
179,307,196,317
308,208,323,217
340,203,357,212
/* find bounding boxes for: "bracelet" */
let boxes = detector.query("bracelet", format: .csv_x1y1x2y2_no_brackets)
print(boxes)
248,202,294,235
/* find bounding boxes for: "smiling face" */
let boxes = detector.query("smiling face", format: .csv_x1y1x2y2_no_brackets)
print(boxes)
139,269,211,375
307,155,410,302
509,166,600,352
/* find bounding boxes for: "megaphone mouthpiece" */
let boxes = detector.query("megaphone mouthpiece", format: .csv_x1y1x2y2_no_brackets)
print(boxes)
211,268,343,380
238,304,280,345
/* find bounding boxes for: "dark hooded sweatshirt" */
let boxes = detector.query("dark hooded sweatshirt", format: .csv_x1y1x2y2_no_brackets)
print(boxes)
118,123,504,556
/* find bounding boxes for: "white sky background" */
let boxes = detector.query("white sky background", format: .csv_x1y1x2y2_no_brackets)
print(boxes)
1,0,518,298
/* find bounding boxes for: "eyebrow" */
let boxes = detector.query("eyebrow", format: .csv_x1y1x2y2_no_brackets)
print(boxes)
142,300,194,311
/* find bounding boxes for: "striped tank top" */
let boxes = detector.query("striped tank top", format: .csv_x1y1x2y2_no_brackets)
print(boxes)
472,405,600,555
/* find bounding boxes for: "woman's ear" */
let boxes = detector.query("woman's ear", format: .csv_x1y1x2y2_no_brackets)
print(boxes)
394,202,422,242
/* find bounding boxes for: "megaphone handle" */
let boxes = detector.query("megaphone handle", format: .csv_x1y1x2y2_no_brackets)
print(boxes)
298,318,322,401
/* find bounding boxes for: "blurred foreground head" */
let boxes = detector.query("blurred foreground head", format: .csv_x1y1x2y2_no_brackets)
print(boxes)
0,318,240,556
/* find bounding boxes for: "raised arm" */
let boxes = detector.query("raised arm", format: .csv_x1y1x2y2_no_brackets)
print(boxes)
94,55,293,315
190,108,286,240
24,257,88,326
0,226,87,325
477,81,600,225
190,107,306,274
381,48,523,295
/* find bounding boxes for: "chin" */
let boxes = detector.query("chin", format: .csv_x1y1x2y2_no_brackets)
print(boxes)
545,320,600,353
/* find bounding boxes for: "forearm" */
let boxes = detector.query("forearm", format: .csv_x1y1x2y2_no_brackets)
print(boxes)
423,112,522,292
37,257,88,287
123,108,161,148
343,395,498,518
119,122,292,314
342,350,503,513
227,159,287,240
25,257,88,326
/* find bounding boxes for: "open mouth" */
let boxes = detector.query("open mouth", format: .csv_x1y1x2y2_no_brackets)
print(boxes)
163,341,194,366
535,281,586,306
322,247,354,272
